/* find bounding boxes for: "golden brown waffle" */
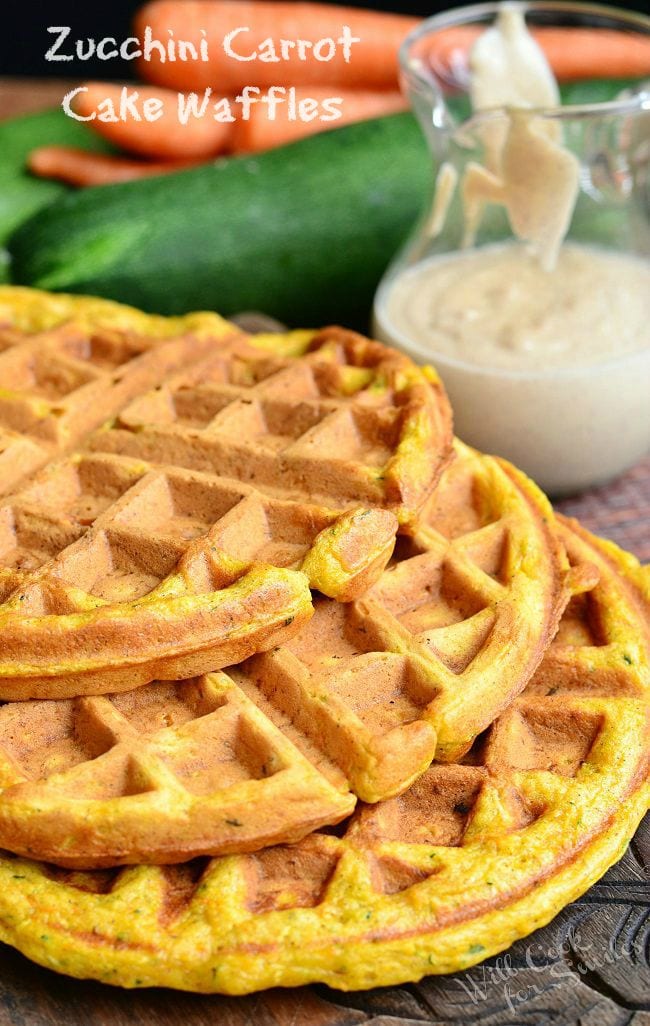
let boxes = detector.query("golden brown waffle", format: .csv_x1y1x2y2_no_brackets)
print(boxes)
0,675,355,866
236,440,585,789
0,287,239,494
0,518,645,993
0,287,452,699
90,324,451,526
0,443,579,867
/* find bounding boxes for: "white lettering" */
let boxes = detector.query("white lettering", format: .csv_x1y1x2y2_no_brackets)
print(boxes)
262,86,287,120
96,97,120,123
143,97,164,121
167,30,176,62
178,88,213,125
178,39,198,62
295,39,312,60
45,26,73,61
213,96,235,123
313,38,336,62
62,86,92,121
75,38,96,61
96,37,118,60
120,37,142,60
222,26,361,65
237,86,261,119
320,97,343,121
257,36,280,63
143,24,167,62
287,87,297,119
278,38,298,60
223,27,256,61
299,97,320,122
339,26,361,62
119,88,143,121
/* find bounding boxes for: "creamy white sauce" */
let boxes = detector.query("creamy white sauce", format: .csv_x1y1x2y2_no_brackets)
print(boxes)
463,3,579,270
461,112,580,272
380,242,650,371
469,3,559,113
426,161,458,239
373,247,650,494
375,2,650,492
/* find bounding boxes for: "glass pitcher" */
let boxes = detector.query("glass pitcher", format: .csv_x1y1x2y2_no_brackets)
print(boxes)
373,1,650,495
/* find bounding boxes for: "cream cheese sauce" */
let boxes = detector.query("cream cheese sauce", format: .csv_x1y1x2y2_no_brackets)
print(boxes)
463,3,579,270
374,3,650,494
381,242,650,371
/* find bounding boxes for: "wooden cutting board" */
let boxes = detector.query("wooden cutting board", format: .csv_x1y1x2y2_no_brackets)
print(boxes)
0,77,648,1026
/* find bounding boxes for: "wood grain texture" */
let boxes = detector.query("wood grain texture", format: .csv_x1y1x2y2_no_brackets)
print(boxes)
558,455,650,563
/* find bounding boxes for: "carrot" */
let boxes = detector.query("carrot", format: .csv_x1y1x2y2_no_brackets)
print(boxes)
411,25,478,88
135,1,418,93
421,25,650,86
532,27,650,82
73,82,234,159
232,87,408,154
28,146,205,188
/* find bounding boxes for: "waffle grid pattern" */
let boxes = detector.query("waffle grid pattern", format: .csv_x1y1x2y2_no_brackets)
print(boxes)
0,520,645,993
0,294,452,699
235,441,576,803
0,444,577,866
0,312,228,497
0,674,354,866
89,326,448,516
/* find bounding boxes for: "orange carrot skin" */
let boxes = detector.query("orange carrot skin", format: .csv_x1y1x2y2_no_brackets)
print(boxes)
533,27,650,81
135,0,418,93
232,88,407,153
28,146,205,188
420,25,650,86
74,82,234,159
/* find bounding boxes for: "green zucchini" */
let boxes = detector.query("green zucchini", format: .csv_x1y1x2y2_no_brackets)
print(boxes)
8,113,428,328
7,77,637,323
0,108,111,277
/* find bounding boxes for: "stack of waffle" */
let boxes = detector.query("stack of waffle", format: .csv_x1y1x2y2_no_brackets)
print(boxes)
0,285,646,994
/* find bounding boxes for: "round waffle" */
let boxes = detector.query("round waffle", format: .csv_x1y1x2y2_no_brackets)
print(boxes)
0,287,452,698
0,518,645,992
0,444,579,868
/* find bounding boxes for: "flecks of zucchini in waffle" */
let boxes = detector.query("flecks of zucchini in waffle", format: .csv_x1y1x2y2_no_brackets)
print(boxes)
236,530,647,908
21,580,638,902
525,521,648,702
89,327,446,513
233,441,572,800
0,324,454,700
0,319,224,496
0,673,354,866
0,446,579,868
0,505,645,994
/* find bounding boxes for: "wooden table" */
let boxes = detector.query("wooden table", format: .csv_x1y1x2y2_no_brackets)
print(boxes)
0,77,648,1026
0,78,78,120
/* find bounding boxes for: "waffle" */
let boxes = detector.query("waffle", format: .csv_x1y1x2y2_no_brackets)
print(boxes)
0,287,452,699
0,286,239,494
0,518,645,993
0,443,580,867
0,674,355,867
235,441,586,794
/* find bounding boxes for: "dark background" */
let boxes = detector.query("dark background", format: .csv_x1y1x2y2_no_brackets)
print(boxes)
2,0,647,78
